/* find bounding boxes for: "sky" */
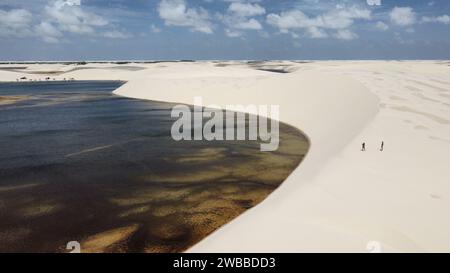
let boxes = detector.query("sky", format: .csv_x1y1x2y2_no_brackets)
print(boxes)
1,0,450,60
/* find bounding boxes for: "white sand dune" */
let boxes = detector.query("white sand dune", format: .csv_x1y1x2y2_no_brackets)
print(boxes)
1,61,450,252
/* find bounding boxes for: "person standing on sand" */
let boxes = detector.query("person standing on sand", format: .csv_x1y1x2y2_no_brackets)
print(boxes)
380,141,384,152
361,142,366,152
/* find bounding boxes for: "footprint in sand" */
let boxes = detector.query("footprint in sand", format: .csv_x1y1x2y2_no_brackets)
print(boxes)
391,106,450,125
414,125,428,130
431,79,450,85
430,194,442,200
408,80,450,92
389,95,407,101
429,136,450,143
440,93,450,99
412,93,441,103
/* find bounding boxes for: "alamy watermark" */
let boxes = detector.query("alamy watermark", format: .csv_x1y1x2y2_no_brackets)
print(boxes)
170,97,280,152
366,241,383,253
66,241,81,253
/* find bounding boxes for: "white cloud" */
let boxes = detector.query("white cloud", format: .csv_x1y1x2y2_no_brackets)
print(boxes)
0,4,99,43
157,0,213,34
390,7,416,27
34,0,138,43
422,15,450,24
334,29,358,40
220,2,265,37
375,21,389,31
0,9,33,38
35,21,62,43
308,26,328,38
221,15,263,31
225,28,242,37
232,18,262,30
266,10,309,32
30,0,111,43
45,0,108,35
103,30,129,39
266,6,371,40
323,7,372,29
228,2,265,17
65,0,81,6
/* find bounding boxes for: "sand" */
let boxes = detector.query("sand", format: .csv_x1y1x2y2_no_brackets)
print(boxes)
1,61,450,252
0,95,27,105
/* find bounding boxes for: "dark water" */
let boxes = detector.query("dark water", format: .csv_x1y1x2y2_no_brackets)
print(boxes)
0,81,309,253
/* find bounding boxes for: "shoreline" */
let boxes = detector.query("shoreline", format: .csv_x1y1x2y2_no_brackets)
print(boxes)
110,63,381,252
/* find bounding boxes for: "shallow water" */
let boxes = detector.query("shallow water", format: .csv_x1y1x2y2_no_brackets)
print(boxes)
0,81,309,253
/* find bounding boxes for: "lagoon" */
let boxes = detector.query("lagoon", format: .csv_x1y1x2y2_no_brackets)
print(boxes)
0,81,309,253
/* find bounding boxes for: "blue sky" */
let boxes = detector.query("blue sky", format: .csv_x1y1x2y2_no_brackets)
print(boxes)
1,0,450,60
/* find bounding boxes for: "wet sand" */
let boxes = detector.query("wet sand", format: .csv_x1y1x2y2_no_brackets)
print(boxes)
0,95,27,105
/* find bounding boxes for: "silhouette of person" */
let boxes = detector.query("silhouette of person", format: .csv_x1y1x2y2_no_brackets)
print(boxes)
380,141,384,152
362,142,366,151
